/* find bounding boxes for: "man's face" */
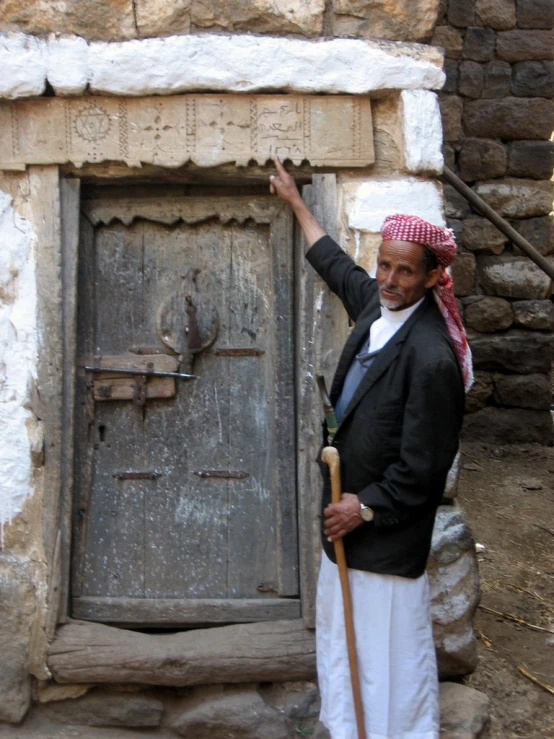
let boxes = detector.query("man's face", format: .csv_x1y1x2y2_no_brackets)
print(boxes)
376,240,440,311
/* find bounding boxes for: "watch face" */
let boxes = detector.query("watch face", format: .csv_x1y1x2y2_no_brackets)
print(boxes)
360,505,373,522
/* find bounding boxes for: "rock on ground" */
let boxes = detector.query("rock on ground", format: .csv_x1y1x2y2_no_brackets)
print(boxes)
439,682,490,738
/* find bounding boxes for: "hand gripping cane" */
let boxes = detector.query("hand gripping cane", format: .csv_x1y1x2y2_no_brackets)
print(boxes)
321,446,366,739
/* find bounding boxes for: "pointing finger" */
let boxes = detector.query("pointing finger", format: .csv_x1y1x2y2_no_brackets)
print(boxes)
273,155,286,174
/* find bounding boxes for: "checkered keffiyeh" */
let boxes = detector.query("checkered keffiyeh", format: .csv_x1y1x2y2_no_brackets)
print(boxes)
381,214,474,392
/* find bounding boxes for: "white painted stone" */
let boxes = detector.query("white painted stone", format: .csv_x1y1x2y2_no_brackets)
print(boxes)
0,33,45,99
343,177,445,233
0,32,444,100
87,34,445,96
401,90,443,175
46,35,89,96
0,191,37,546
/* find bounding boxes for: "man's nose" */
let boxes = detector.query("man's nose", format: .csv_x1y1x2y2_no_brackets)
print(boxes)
384,269,397,287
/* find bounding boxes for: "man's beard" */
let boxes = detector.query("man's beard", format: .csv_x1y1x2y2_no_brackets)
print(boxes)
379,287,405,311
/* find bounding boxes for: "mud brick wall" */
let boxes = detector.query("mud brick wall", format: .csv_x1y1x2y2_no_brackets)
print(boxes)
433,0,554,445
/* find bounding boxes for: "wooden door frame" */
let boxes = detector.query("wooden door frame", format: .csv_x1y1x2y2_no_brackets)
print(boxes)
40,168,342,635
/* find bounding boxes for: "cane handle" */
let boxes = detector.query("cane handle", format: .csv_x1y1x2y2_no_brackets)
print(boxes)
321,446,341,505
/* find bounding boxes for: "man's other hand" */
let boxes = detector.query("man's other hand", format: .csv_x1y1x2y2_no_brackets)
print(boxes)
323,493,365,541
269,156,302,207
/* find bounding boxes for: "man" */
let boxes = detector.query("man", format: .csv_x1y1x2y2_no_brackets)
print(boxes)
269,157,471,739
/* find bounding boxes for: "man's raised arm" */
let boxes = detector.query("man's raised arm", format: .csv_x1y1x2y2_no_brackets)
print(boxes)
269,156,326,248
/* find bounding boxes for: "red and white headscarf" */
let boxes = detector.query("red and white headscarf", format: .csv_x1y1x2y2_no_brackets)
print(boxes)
381,214,474,392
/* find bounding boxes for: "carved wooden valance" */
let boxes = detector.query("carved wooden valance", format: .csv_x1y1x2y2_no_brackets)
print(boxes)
0,95,374,171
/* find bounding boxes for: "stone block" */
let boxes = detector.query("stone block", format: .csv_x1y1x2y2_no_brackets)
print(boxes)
475,0,516,29
370,96,403,174
470,330,553,372
136,0,191,37
482,60,512,98
448,218,464,246
452,251,476,296
42,690,164,727
401,90,443,175
507,141,554,180
259,681,320,722
331,0,441,42
0,0,136,40
84,35,446,98
444,183,471,218
510,216,554,256
344,178,445,233
432,25,464,58
511,61,554,97
463,98,554,140
443,58,460,92
37,682,93,703
429,506,480,678
464,370,494,412
493,372,552,409
496,29,554,61
458,60,484,97
462,216,507,254
516,0,554,29
458,138,507,181
473,179,553,218
0,556,34,723
439,94,464,142
0,33,45,99
462,406,553,444
447,0,475,27
478,254,552,299
443,450,462,499
463,27,495,62
171,685,288,738
439,683,490,739
465,296,513,331
512,299,554,329
192,0,324,36
46,36,89,96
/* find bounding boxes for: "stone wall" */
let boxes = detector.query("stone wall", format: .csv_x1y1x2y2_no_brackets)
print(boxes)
433,0,554,445
0,0,442,42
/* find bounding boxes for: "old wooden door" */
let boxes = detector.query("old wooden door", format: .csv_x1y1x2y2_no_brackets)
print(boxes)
71,189,299,626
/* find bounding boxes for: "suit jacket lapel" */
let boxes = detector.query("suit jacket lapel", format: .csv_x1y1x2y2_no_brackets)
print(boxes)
335,295,433,428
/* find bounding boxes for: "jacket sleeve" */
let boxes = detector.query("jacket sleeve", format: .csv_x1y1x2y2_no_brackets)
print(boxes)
357,357,464,526
306,235,378,322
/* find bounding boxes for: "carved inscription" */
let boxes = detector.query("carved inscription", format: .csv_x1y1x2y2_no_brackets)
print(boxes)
0,95,374,170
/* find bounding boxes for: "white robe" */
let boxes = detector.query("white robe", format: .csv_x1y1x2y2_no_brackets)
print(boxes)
316,554,439,739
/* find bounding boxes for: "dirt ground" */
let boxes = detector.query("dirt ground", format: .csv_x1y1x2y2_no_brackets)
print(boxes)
457,440,554,739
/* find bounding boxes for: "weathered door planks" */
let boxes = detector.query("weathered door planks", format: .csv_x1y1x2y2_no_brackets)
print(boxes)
71,193,299,624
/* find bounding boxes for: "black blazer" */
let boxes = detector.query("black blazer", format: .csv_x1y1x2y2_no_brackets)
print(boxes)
307,236,465,578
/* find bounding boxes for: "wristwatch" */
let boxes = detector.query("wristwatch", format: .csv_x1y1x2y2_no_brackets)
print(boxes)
359,503,374,522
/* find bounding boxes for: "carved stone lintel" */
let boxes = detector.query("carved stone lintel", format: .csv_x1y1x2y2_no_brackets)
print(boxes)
0,95,374,171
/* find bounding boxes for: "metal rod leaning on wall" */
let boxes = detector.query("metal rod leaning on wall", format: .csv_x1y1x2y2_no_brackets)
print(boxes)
442,165,554,282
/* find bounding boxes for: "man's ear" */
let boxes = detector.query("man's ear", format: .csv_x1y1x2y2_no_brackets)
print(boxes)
424,267,441,290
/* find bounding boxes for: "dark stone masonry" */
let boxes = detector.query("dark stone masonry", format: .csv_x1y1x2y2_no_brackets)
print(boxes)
433,0,554,445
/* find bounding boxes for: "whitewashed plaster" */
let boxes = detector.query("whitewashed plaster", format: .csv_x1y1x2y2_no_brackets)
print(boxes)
401,90,443,175
0,191,37,545
45,35,89,96
0,34,45,98
343,177,446,233
0,32,445,100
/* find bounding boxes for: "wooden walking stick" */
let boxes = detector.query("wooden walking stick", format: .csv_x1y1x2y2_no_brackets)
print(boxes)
321,446,366,739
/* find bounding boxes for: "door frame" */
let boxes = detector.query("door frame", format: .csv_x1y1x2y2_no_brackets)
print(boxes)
41,168,342,634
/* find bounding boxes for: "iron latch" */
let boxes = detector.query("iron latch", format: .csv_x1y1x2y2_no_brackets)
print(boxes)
84,366,197,380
